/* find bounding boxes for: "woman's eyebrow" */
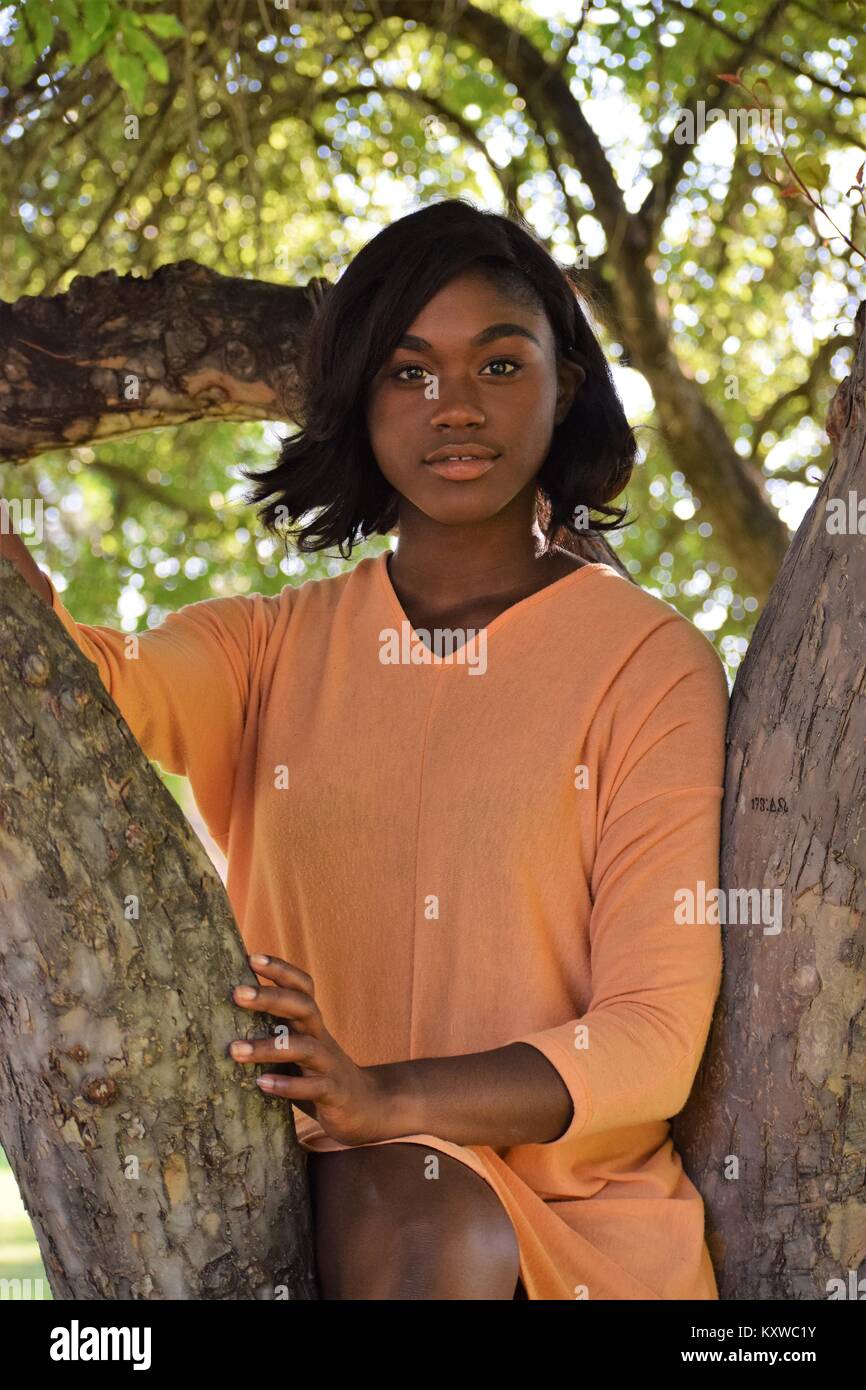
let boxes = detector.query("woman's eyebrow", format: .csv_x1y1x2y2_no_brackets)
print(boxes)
394,322,542,351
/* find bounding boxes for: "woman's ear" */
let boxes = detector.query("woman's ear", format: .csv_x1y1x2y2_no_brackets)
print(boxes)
553,355,587,426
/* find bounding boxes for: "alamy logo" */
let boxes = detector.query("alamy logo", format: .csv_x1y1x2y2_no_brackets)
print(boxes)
379,622,487,675
672,100,783,145
0,1276,46,1299
49,1319,151,1370
0,496,44,543
674,880,783,935
824,490,866,534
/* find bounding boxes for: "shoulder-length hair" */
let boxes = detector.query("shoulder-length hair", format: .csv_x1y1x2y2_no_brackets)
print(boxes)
240,197,637,557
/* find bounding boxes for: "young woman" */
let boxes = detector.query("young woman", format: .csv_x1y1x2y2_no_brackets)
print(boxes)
37,198,729,1300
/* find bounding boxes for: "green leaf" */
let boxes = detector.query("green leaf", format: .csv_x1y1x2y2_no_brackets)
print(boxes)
52,0,81,37
105,46,148,106
83,0,111,38
751,77,774,107
140,13,187,39
67,27,107,65
119,14,170,82
26,0,54,55
8,35,37,84
795,155,830,194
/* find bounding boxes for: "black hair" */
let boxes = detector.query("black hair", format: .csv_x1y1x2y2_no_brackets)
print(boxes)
240,197,637,557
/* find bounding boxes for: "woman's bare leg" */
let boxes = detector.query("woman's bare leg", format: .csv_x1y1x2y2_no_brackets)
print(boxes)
308,1143,521,1300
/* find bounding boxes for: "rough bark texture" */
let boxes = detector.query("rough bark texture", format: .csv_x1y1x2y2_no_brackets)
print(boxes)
674,301,866,1300
0,561,318,1300
0,260,327,460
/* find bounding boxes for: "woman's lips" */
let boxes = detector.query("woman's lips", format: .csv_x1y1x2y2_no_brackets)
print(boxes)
424,457,497,480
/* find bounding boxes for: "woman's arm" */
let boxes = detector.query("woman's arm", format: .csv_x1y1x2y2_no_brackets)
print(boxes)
367,1043,574,1147
33,563,279,844
231,958,573,1147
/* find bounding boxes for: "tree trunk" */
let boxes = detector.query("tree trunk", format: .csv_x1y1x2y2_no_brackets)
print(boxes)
0,561,317,1300
673,301,866,1299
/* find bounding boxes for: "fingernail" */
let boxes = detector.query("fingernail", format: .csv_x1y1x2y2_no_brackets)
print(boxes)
257,1076,276,1089
231,1042,253,1057
235,986,257,1001
249,954,269,967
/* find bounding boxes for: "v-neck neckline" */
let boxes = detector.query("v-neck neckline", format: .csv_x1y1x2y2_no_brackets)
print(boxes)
376,548,611,663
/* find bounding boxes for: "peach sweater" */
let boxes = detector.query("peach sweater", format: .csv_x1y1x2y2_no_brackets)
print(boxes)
44,549,729,1300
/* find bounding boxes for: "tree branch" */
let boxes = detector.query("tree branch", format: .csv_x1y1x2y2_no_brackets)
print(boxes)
752,335,846,467
377,0,636,251
0,263,318,463
637,0,789,245
663,0,866,102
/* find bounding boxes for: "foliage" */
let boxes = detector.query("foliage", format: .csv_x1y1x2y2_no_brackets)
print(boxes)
0,0,864,686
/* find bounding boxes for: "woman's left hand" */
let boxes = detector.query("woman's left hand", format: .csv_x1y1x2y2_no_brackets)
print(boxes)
229,953,389,1146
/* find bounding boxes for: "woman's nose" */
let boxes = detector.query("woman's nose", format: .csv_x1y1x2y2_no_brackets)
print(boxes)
428,388,487,426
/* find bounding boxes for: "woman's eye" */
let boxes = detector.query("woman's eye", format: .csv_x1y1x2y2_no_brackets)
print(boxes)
480,358,521,376
392,364,431,382
392,358,522,382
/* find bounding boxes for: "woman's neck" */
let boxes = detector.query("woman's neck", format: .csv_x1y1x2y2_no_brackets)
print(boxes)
386,504,584,627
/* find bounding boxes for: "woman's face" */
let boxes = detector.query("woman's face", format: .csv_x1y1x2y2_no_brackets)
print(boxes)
365,271,585,529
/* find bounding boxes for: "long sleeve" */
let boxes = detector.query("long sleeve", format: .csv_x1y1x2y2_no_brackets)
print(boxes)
509,615,730,1147
42,572,279,843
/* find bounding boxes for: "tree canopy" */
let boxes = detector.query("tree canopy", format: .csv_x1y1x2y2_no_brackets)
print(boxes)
1,0,864,682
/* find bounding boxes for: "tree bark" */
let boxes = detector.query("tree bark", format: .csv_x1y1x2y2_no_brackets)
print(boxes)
0,561,318,1300
673,301,866,1300
0,261,327,460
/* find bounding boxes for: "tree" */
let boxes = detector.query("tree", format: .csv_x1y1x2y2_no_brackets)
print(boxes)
0,556,317,1299
3,289,863,1300
2,0,864,1302
2,0,862,610
674,300,866,1300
